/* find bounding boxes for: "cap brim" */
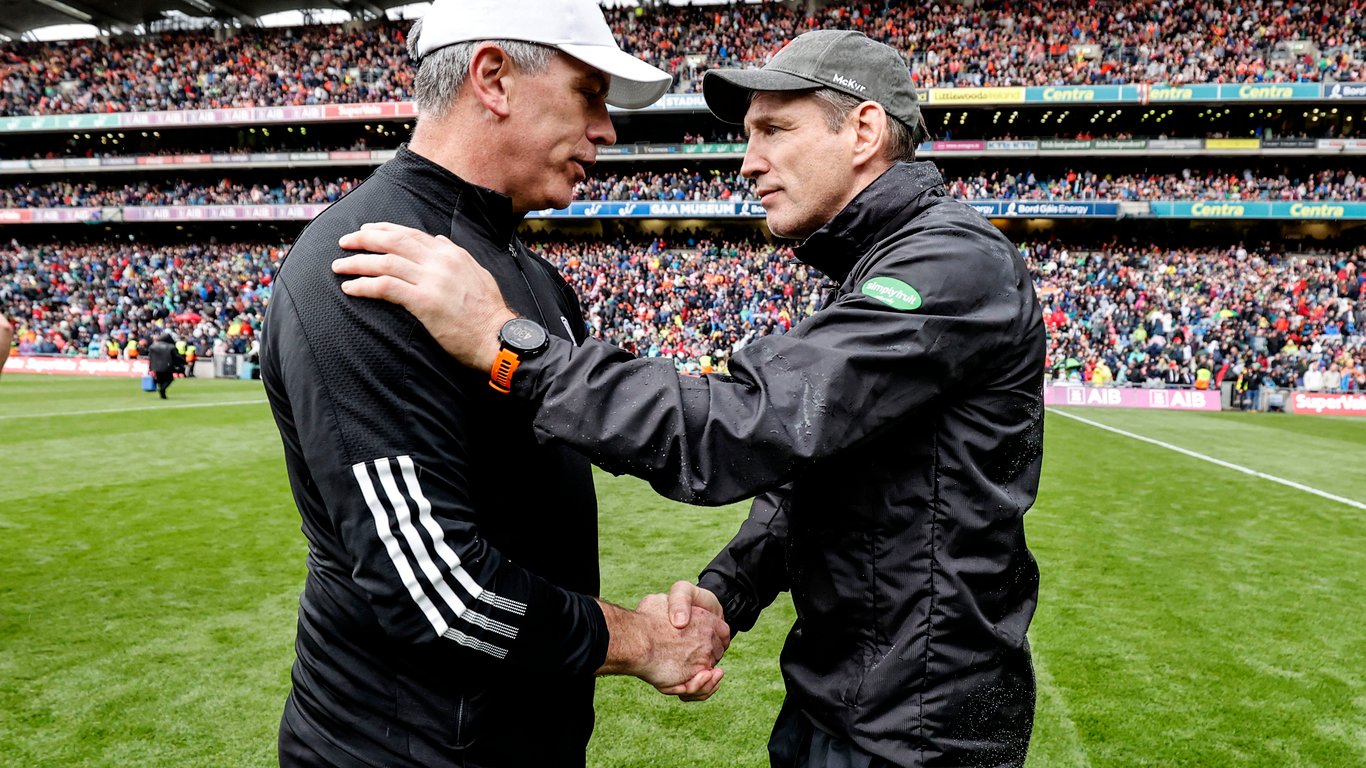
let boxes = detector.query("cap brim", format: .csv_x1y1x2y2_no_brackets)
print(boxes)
557,42,672,110
703,68,822,124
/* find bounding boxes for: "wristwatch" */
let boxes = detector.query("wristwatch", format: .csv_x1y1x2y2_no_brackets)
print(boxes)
489,317,549,393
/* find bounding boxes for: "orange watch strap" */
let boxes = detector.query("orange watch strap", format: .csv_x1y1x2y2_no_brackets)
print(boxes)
489,348,521,394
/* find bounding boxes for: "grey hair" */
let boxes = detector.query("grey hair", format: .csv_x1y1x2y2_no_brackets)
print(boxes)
407,18,555,118
809,88,917,163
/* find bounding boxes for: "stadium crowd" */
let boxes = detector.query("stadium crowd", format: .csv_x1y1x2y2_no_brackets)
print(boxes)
6,168,1366,208
1,241,276,362
1034,241,1366,399
2,0,1362,116
3,237,1362,398
944,167,1366,202
615,0,1366,92
0,22,413,116
574,170,755,202
0,176,360,207
532,236,822,371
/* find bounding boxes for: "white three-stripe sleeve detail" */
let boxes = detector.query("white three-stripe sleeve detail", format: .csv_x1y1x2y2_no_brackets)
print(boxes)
351,462,449,637
396,456,529,617
443,628,509,659
373,459,519,640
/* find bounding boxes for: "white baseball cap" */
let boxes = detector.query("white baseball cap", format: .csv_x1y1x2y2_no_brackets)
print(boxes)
414,0,673,110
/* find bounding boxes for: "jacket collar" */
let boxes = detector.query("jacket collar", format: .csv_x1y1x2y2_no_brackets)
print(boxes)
794,161,945,282
381,144,525,244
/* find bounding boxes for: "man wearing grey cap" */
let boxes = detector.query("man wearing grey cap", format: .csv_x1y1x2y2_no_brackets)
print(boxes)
261,1,730,766
335,29,1045,768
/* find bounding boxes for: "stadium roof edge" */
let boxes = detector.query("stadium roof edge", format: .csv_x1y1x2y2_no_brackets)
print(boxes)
1,0,779,38
0,0,423,37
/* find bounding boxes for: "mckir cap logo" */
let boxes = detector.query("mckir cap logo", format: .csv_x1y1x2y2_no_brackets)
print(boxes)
832,74,867,93
861,276,922,311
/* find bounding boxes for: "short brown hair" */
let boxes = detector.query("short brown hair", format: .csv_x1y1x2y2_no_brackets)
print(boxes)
809,88,917,163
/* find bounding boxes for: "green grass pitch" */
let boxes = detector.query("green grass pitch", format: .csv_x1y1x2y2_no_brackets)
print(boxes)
1,375,1363,766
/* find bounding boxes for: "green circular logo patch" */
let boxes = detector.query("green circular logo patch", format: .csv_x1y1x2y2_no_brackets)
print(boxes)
861,276,922,311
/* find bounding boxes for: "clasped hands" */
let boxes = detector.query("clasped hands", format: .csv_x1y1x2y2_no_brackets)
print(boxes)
598,581,730,703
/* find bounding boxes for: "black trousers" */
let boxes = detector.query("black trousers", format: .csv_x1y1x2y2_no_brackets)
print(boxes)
154,371,174,398
768,701,890,768
278,711,330,768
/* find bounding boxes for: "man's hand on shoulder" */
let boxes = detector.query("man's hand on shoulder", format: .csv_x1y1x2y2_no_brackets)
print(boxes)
334,222,515,372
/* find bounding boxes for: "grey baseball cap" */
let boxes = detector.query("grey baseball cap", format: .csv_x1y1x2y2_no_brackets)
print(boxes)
703,30,927,143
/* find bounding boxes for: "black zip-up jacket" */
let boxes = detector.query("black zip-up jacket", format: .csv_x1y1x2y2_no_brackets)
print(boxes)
509,162,1045,767
147,339,184,375
261,146,609,768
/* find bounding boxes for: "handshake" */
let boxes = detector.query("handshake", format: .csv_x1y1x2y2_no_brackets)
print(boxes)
596,581,730,702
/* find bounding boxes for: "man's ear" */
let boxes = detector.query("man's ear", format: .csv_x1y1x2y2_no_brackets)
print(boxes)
849,101,887,167
468,43,514,118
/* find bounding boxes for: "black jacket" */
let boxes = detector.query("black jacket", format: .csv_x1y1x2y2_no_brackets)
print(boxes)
511,162,1045,767
261,146,608,768
147,339,184,375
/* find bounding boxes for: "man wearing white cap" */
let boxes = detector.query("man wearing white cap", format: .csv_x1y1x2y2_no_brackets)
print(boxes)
261,2,727,766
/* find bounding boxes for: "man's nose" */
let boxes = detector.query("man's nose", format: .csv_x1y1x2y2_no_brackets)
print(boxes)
588,105,617,146
740,142,766,179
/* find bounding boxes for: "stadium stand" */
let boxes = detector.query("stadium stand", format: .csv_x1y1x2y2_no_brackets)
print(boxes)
0,176,361,206
2,241,277,360
2,1,1363,116
6,168,1366,207
1029,241,1365,394
1,0,1364,410
8,166,1366,204
4,237,1362,396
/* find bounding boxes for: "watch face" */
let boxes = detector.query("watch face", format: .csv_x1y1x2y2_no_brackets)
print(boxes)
502,318,548,354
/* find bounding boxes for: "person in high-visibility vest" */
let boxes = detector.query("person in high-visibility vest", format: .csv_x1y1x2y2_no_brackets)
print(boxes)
1090,359,1113,387
184,342,197,377
1195,365,1212,390
1234,368,1251,409
125,339,140,359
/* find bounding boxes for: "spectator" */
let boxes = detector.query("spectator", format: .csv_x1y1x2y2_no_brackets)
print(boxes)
3,237,1362,393
2,1,1363,116
147,332,185,399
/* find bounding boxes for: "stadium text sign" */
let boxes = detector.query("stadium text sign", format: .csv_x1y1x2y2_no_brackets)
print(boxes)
3,356,143,377
965,201,1121,218
1149,201,1366,219
925,87,1027,104
1044,385,1221,411
1291,393,1366,417
527,201,767,218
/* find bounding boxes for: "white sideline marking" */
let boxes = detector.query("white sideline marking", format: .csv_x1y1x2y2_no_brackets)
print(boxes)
1048,408,1366,511
1031,645,1092,768
0,399,268,421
